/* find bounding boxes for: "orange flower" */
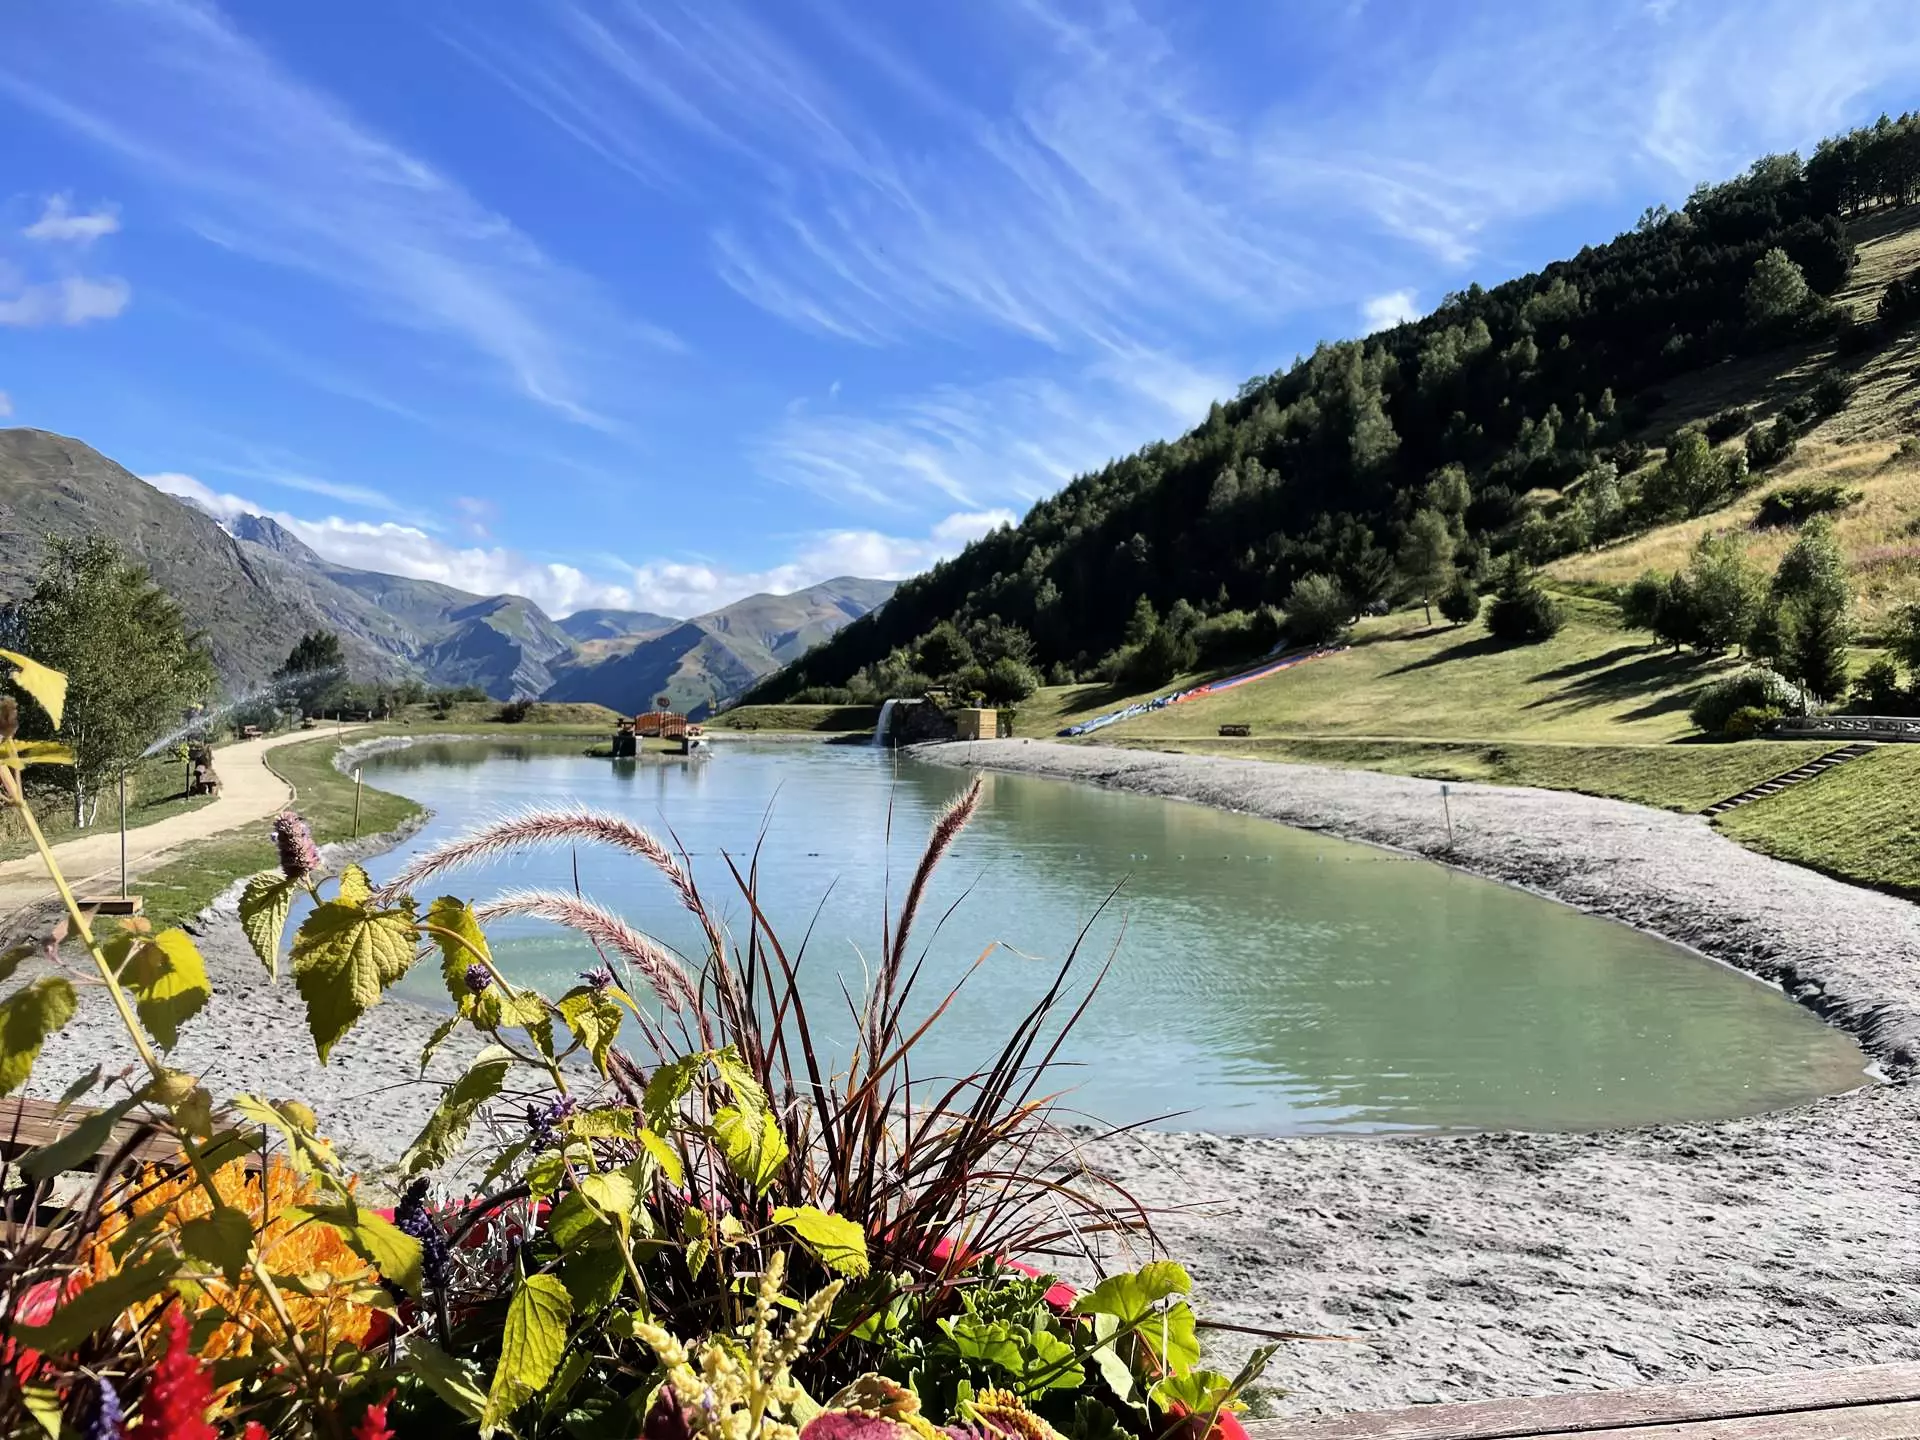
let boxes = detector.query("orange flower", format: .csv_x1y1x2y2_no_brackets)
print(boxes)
85,1158,384,1366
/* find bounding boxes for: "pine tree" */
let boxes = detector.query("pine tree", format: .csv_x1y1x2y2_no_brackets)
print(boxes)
1745,247,1812,326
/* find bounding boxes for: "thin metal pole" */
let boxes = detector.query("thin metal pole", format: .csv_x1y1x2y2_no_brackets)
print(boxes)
1440,782,1455,850
119,767,128,895
352,768,363,838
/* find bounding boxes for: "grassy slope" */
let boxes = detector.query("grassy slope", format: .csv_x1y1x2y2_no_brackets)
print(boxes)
1718,744,1920,899
711,703,881,733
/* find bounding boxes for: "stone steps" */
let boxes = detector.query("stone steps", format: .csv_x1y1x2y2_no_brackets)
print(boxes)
1700,742,1878,817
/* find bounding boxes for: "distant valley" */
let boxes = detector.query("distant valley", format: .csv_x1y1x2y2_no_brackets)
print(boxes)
0,428,893,715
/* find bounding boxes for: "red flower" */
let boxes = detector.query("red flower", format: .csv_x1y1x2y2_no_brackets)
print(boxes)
352,1390,396,1440
242,1425,268,1440
138,1307,215,1440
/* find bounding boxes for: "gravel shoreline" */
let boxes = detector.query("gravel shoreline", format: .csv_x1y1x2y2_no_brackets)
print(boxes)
15,735,1920,1416
913,739,1920,1413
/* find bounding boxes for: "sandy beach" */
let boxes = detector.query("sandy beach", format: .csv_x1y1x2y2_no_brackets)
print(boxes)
12,734,1920,1416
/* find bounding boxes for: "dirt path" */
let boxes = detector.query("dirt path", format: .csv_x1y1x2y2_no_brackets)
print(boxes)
0,726,366,918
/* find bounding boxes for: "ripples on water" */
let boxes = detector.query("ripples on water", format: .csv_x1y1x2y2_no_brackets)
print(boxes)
354,739,1867,1135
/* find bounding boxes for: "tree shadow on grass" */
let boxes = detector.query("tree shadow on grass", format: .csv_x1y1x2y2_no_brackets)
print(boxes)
1521,648,1716,717
1383,631,1510,676
1528,644,1649,684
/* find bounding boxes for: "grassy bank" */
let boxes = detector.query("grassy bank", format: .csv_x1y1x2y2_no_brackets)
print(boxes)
0,750,217,862
711,703,881,733
1717,744,1920,900
135,734,421,929
1106,735,1837,813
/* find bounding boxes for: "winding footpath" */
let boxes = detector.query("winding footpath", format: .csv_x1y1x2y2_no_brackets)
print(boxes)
0,725,366,919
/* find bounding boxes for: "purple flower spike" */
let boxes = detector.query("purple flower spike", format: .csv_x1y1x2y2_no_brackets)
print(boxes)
87,1377,124,1440
272,810,321,881
464,962,493,996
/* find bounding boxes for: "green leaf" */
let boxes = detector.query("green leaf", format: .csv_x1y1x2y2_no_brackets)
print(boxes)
288,1201,423,1298
525,1150,568,1199
567,1107,635,1140
1,741,74,770
771,1205,869,1277
290,899,418,1062
557,1241,625,1315
1150,1368,1240,1416
1,648,66,729
713,1104,787,1195
231,1094,340,1176
179,1204,255,1283
123,928,212,1049
0,976,77,1096
406,1338,489,1423
1087,1313,1139,1410
546,1191,604,1251
19,1382,63,1438
635,1126,684,1189
12,1256,176,1353
575,1169,636,1222
555,986,623,1075
17,1092,144,1180
713,1045,769,1118
402,1045,513,1177
427,896,489,1007
484,1273,573,1434
0,943,32,987
238,872,297,980
1140,1302,1201,1377
543,1347,594,1419
418,1012,462,1075
1073,1261,1192,1325
336,864,374,907
641,1052,705,1131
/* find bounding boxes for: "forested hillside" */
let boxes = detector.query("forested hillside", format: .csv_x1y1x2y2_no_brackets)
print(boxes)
753,113,1920,703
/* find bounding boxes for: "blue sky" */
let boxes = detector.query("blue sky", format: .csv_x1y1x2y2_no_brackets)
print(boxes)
3,1,1918,618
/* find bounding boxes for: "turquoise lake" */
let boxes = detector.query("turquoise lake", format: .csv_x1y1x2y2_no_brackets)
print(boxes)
351,738,1868,1135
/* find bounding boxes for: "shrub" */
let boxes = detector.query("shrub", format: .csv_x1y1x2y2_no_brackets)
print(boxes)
1620,573,1666,632
1690,667,1810,735
1190,607,1279,666
1722,705,1783,740
980,655,1040,704
497,696,535,723
1851,656,1910,714
1755,481,1862,527
1437,573,1481,626
1810,370,1853,418
1486,555,1562,644
1746,416,1799,471
1704,406,1753,444
1283,572,1352,646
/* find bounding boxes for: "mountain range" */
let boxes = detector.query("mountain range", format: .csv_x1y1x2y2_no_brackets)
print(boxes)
0,428,892,715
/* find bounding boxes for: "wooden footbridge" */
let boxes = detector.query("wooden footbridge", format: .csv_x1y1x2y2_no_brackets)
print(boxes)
1250,1362,1920,1439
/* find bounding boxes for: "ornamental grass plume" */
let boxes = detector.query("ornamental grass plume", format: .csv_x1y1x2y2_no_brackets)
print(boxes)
473,888,695,1009
84,1158,382,1368
271,810,321,882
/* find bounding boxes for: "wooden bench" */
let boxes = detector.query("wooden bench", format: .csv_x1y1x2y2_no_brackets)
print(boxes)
1245,1360,1920,1438
1219,724,1253,737
2,1095,185,1242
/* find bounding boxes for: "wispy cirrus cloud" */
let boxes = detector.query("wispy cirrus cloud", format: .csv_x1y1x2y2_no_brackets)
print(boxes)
456,0,1920,532
0,0,669,427
3,191,131,326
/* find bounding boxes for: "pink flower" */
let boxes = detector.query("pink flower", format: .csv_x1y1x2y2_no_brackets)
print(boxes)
137,1307,215,1440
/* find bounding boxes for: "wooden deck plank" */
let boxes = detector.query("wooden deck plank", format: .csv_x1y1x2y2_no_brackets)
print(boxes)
1533,1398,1920,1438
0,1095,180,1171
1245,1362,1920,1440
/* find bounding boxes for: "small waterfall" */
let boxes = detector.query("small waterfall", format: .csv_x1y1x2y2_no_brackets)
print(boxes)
871,698,900,747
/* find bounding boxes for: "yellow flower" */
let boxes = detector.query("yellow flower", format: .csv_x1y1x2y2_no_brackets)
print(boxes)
86,1157,383,1364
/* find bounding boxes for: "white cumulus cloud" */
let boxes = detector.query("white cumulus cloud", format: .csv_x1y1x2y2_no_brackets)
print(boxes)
23,194,120,245
144,470,1004,619
1360,289,1420,333
0,274,130,327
